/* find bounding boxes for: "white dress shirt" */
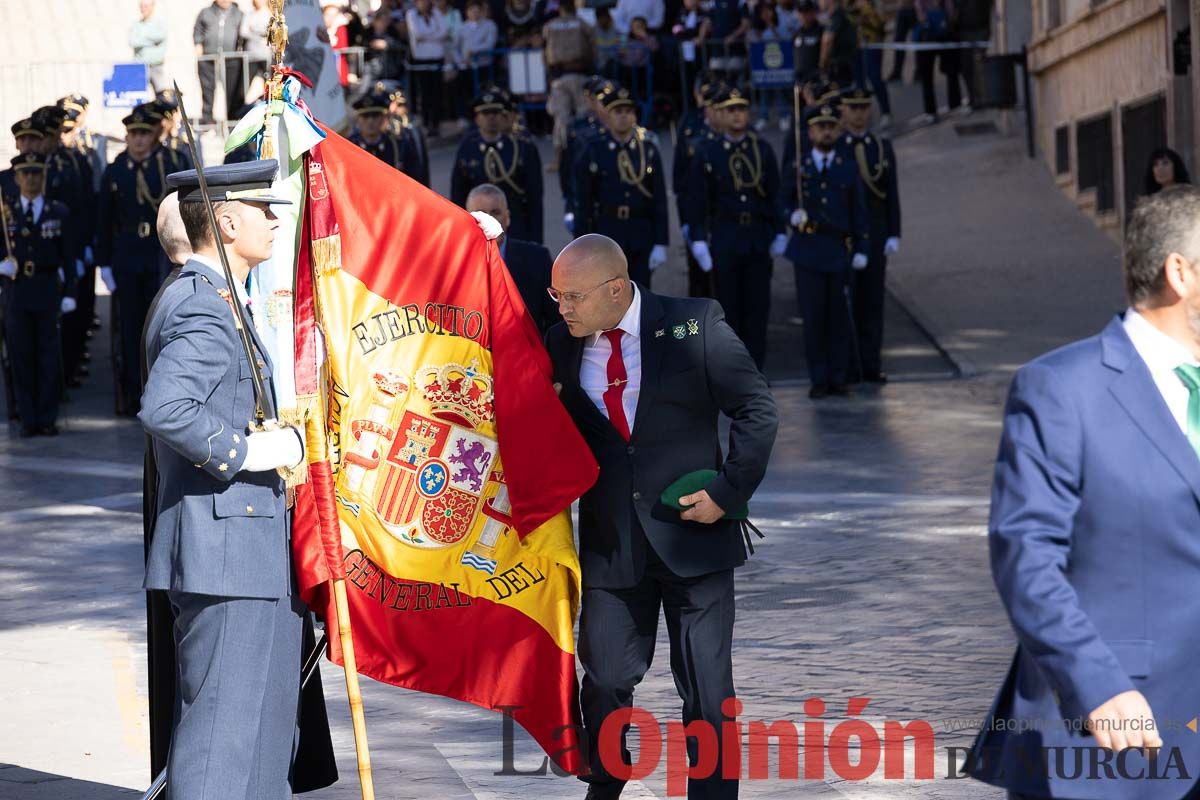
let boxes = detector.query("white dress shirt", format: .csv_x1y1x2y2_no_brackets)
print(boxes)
581,284,642,428
1123,308,1199,436
810,148,833,172
21,195,45,223
407,9,448,60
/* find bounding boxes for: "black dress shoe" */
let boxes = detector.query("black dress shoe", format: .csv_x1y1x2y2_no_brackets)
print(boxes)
808,384,830,399
864,371,888,384
39,425,59,436
829,383,852,396
584,785,623,800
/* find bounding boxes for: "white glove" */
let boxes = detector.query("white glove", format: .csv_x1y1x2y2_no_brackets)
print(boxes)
563,212,575,234
75,259,85,278
648,244,667,271
0,258,14,279
84,245,94,265
790,209,808,228
769,234,788,257
851,253,869,270
242,426,305,472
60,296,77,314
100,266,117,292
690,241,713,272
470,211,503,241
884,237,900,255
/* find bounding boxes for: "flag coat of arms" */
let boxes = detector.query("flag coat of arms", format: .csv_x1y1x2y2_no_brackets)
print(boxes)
290,126,598,773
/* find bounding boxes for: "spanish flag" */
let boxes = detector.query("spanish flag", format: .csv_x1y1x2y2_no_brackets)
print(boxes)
291,126,598,773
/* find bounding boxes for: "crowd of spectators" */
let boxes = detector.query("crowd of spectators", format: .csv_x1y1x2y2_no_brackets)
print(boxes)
150,0,992,135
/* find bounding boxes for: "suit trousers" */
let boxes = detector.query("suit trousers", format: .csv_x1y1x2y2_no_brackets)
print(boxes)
795,266,851,386
166,591,304,800
580,542,738,800
850,251,886,376
711,241,772,370
5,305,61,428
114,266,162,413
198,56,245,122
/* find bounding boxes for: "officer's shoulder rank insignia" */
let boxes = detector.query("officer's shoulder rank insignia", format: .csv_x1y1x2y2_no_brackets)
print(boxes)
687,318,700,336
672,324,686,339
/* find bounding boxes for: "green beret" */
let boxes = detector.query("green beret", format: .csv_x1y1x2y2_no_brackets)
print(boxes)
658,469,749,520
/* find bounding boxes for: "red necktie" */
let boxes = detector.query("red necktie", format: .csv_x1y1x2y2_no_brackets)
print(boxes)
602,329,631,441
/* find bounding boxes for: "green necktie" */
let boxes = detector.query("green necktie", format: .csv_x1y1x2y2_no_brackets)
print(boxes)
1174,364,1200,458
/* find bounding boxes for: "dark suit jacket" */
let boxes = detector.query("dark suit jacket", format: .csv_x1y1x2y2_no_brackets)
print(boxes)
970,316,1200,800
546,287,778,589
502,237,560,336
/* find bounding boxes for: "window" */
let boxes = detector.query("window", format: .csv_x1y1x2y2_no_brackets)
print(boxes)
1054,126,1070,175
1076,113,1115,212
1121,95,1168,216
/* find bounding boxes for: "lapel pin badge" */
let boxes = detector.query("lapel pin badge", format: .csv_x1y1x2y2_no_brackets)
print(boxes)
672,325,686,339
655,329,665,338
687,318,700,336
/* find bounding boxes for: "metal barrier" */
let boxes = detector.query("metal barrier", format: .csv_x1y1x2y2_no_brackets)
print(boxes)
195,50,255,132
432,45,654,123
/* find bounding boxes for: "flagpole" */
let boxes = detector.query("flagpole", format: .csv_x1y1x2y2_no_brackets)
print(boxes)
334,578,375,798
259,2,375,797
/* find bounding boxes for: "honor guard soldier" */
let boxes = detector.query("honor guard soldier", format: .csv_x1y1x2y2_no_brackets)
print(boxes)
674,79,725,299
32,105,93,388
0,154,78,437
840,85,900,383
780,78,842,191
686,86,784,369
384,86,430,187
97,103,179,416
140,160,320,800
154,89,195,170
55,101,101,388
349,89,423,178
573,86,669,287
560,76,613,234
781,101,869,398
451,88,544,243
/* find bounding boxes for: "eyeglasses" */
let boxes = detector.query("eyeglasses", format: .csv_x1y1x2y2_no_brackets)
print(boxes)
546,276,624,304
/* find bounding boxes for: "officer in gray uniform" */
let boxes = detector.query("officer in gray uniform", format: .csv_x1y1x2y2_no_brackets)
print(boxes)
140,159,312,800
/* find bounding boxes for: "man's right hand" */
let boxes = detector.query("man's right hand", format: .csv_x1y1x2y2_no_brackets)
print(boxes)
0,258,15,279
100,267,117,293
1087,690,1162,751
790,209,808,228
243,427,305,472
690,241,713,272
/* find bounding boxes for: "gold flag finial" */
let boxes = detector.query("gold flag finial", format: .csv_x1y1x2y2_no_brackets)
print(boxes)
266,0,289,91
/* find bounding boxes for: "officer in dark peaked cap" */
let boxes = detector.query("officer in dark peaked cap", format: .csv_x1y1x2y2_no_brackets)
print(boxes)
141,157,336,800
560,75,613,234
96,103,182,416
154,88,195,170
383,85,430,187
0,153,78,437
450,87,544,243
685,85,785,370
674,78,726,299
573,86,669,288
839,84,900,384
349,88,423,179
782,100,869,398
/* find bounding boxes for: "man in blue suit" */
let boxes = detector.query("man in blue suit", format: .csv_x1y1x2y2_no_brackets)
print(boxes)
140,160,317,800
970,186,1200,799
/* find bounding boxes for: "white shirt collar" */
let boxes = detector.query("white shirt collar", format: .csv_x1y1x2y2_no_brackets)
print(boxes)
1124,308,1198,373
589,282,641,347
22,195,44,213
